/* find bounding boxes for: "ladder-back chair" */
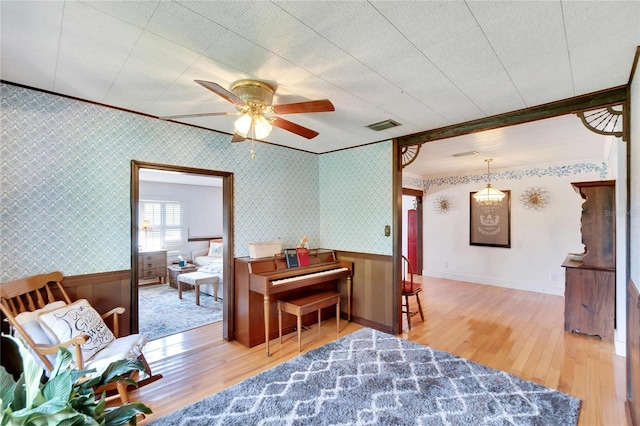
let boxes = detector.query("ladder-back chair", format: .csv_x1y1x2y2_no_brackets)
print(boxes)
0,271,160,403
401,255,425,330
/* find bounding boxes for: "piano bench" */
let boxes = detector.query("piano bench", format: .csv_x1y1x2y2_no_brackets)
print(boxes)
278,291,341,353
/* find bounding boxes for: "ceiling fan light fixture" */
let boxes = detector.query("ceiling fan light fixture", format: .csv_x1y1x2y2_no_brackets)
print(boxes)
234,113,252,137
170,78,333,142
253,115,272,139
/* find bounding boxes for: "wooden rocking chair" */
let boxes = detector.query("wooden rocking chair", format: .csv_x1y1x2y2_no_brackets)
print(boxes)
0,271,161,404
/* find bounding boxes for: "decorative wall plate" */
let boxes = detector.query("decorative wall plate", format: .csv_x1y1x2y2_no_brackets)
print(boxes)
433,195,452,214
519,187,549,210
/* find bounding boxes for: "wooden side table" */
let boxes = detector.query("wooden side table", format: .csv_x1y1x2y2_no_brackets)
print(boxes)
167,264,197,289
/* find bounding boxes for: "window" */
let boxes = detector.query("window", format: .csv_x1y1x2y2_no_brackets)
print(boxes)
139,200,182,253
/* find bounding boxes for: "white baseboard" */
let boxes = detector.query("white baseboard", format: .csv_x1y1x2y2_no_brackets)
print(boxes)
424,270,564,296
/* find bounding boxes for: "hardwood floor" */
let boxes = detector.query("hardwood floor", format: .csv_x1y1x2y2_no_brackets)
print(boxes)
131,277,627,425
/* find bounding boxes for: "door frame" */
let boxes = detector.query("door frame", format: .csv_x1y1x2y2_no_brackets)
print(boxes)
130,160,235,341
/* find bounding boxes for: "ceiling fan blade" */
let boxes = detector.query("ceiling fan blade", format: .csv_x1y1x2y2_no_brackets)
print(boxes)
231,132,246,143
159,111,236,120
271,99,334,115
272,117,319,139
194,80,246,107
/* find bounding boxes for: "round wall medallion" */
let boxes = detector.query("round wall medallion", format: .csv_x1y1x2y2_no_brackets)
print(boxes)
519,187,549,210
433,195,452,214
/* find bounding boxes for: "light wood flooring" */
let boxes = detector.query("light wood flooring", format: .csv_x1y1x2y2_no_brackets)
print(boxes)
132,277,627,425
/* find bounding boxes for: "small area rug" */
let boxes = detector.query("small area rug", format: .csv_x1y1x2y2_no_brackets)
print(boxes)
139,284,222,341
150,327,580,425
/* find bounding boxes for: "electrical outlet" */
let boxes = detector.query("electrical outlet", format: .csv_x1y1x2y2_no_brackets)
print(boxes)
444,262,448,268
550,275,556,281
384,225,390,237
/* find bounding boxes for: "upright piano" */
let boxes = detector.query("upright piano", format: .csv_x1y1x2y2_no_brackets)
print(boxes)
234,249,353,356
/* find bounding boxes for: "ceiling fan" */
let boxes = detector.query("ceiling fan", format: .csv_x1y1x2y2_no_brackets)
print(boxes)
160,79,335,143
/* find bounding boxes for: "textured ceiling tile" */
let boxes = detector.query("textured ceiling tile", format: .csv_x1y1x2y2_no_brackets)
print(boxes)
0,8,59,90
79,0,159,28
145,1,227,54
563,1,640,94
1,0,64,26
374,1,521,115
282,1,418,73
104,56,177,109
55,31,129,101
205,31,277,78
467,1,574,105
373,1,477,51
224,2,315,55
379,54,481,122
177,1,253,27
130,31,201,70
63,1,142,53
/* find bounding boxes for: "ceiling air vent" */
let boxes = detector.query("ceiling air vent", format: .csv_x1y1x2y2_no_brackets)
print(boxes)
451,151,479,158
366,119,401,131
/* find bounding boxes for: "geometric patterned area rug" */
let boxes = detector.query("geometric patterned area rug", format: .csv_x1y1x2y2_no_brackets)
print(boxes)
149,327,580,425
138,284,222,341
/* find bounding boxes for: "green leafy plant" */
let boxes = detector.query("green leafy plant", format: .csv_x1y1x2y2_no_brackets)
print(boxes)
1,335,152,425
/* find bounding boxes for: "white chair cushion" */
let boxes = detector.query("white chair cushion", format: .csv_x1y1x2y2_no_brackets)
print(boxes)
84,334,148,376
38,299,115,362
13,301,67,371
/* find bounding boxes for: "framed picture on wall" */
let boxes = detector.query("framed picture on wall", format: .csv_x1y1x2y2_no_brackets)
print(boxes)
469,190,511,248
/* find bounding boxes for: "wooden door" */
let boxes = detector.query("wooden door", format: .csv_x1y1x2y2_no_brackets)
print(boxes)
407,209,418,269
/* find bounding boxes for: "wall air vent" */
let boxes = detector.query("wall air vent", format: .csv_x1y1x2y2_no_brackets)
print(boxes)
451,151,479,158
365,119,402,131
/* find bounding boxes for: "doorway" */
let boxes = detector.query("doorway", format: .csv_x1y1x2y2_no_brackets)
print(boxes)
131,161,234,341
402,189,423,275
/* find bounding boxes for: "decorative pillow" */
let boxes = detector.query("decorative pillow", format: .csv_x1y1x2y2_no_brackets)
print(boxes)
208,242,223,257
38,299,115,362
13,301,67,371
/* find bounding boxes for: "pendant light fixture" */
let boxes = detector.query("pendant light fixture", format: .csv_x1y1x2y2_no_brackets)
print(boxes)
473,158,505,205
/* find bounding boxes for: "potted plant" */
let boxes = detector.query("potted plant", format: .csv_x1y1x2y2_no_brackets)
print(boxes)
1,335,152,425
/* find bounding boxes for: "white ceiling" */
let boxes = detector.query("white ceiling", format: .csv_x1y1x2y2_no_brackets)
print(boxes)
1,1,638,172
404,112,615,177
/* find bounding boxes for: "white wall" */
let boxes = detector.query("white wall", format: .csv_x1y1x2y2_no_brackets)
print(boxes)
421,161,610,296
139,181,222,261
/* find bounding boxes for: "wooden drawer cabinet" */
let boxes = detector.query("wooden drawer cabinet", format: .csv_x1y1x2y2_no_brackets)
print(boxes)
138,250,167,283
563,266,615,341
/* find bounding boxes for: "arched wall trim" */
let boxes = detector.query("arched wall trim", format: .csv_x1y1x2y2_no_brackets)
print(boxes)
397,85,628,147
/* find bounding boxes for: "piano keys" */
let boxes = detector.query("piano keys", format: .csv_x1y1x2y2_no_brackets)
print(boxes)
272,267,349,285
234,249,353,356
